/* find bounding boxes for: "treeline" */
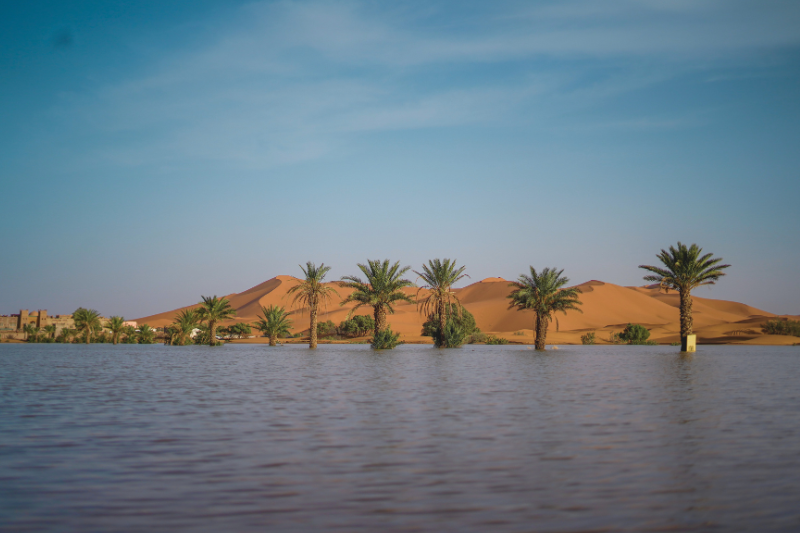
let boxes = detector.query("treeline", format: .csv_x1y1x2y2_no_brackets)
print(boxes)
25,242,732,352
23,309,158,345
762,319,800,337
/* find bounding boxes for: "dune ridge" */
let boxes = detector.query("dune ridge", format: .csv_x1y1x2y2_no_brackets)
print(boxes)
133,276,793,345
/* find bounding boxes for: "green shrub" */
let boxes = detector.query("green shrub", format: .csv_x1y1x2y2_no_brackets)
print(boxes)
581,332,596,345
422,304,479,339
762,319,800,337
371,327,402,349
618,323,657,345
316,320,336,337
513,331,525,336
607,331,624,345
436,318,466,348
227,322,252,339
338,315,375,337
486,335,509,345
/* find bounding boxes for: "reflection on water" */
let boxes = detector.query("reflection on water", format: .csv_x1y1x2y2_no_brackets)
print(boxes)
1,344,799,532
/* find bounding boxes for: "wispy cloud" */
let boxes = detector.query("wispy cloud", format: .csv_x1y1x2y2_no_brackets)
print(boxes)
54,0,800,170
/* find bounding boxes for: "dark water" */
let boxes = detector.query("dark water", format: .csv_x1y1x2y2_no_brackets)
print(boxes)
1,344,799,532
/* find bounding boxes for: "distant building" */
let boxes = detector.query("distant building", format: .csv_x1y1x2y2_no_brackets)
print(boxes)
0,310,108,339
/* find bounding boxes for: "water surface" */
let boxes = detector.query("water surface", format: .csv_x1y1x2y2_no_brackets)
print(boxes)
1,344,799,532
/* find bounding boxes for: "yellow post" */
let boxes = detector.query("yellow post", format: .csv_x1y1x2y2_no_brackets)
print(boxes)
681,334,697,353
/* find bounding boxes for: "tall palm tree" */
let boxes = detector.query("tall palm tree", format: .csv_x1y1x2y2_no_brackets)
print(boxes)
639,242,730,341
170,309,199,346
254,305,293,346
196,296,236,347
73,308,102,344
508,267,583,351
413,259,469,347
340,259,415,333
287,262,339,349
107,316,126,345
43,324,57,340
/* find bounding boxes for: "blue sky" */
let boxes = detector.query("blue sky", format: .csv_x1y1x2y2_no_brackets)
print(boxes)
2,0,799,319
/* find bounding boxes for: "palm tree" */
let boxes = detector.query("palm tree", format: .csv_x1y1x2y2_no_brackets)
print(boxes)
169,309,199,346
121,325,136,343
287,262,339,349
639,242,730,342
413,259,469,347
43,324,57,340
73,308,102,344
508,267,583,351
340,259,415,333
107,316,126,345
137,324,156,344
196,296,237,347
254,305,293,346
57,328,76,343
22,324,38,342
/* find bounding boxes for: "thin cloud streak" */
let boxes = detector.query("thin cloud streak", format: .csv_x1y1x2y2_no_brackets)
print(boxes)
51,0,800,170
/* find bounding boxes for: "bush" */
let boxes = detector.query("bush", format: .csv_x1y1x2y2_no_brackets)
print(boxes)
513,331,525,336
227,322,252,339
618,324,657,345
316,320,336,337
371,327,402,349
486,335,509,345
422,304,479,339
762,319,800,337
338,315,375,337
581,332,596,345
436,318,466,348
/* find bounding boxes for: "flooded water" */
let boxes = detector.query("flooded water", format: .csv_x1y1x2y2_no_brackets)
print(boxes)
1,343,799,532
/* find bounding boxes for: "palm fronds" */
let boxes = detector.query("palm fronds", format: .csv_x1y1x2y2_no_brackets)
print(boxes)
287,262,339,349
413,258,469,348
340,259,415,333
73,307,102,344
507,267,583,351
196,296,236,347
254,305,293,346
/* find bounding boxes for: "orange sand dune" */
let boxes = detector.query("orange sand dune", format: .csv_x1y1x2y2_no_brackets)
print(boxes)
134,276,793,345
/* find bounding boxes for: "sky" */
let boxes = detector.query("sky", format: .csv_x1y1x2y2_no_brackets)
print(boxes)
1,0,799,319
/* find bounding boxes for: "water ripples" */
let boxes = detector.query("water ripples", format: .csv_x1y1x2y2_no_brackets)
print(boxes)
1,343,799,532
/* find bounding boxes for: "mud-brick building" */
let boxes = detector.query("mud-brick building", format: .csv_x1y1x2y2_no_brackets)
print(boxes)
0,310,76,334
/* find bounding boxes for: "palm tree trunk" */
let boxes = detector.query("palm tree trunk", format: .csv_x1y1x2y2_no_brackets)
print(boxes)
309,305,318,349
535,313,548,351
679,289,693,338
209,320,216,347
269,333,277,347
85,329,91,344
375,306,387,333
438,298,446,347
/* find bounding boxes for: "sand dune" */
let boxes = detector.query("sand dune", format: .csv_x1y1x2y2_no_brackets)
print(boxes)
133,275,791,345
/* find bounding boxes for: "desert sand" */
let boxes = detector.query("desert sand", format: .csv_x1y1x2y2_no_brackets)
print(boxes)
133,276,798,346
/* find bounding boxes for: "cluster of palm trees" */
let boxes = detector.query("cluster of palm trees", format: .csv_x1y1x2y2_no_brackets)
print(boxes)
22,309,158,344
25,242,727,352
280,242,728,351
